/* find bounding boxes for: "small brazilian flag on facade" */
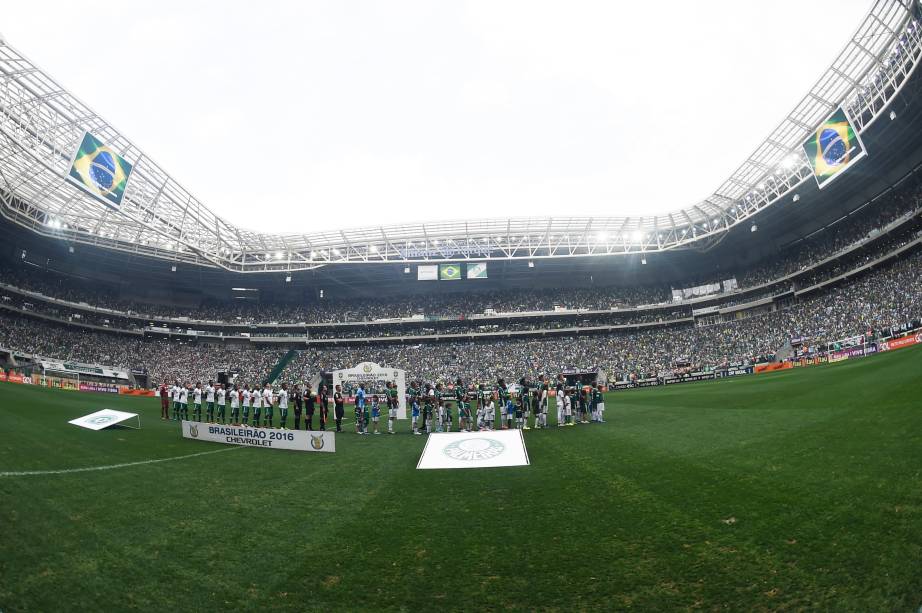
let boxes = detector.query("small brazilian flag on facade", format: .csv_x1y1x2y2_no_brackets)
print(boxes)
439,263,461,281
67,131,134,208
802,106,865,189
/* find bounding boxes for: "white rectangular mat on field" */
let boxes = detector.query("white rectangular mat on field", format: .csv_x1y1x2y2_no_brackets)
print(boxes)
181,421,335,453
68,409,140,430
416,429,530,469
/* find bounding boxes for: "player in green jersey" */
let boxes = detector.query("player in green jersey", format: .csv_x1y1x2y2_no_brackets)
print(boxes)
423,383,435,434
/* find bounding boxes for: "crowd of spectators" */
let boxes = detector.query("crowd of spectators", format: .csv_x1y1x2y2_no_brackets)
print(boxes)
0,315,283,385
1,247,920,386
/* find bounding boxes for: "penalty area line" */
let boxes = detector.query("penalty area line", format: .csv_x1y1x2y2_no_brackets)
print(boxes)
0,446,243,477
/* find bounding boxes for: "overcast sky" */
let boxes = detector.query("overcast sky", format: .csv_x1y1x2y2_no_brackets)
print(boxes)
6,1,869,233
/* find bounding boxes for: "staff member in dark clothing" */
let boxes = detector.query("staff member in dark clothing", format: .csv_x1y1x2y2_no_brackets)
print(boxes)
318,385,329,431
305,384,316,430
333,385,345,432
293,383,304,429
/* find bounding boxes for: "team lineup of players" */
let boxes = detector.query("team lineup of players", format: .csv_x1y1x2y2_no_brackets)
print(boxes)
158,374,606,434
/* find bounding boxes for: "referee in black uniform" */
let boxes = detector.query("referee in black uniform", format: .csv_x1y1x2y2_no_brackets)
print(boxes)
333,385,345,432
305,385,316,430
293,384,304,429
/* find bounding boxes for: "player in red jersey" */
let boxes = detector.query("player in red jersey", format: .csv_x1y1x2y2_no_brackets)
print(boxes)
159,382,170,420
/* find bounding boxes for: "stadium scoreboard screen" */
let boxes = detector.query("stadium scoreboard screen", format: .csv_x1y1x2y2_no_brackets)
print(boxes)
802,106,866,189
66,131,134,208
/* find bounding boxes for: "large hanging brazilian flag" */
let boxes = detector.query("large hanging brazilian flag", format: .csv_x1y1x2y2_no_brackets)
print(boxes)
67,132,134,208
802,106,865,189
439,263,462,281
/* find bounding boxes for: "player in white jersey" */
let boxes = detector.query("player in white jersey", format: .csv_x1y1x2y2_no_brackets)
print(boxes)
192,383,203,422
556,389,565,427
252,385,263,426
262,385,274,427
171,382,182,421
228,385,240,424
387,390,398,434
205,381,216,422
484,398,495,430
179,385,189,420
215,384,226,424
242,385,252,425
278,384,289,429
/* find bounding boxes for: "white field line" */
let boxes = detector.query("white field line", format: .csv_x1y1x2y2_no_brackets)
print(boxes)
0,446,242,477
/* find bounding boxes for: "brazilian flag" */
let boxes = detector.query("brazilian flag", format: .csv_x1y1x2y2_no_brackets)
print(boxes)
802,106,865,188
439,263,461,281
67,132,134,207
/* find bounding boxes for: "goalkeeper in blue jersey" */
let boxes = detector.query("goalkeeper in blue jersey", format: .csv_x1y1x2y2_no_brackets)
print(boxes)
355,384,367,434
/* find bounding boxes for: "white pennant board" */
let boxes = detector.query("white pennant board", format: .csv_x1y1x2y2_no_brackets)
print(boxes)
417,429,530,470
68,409,140,431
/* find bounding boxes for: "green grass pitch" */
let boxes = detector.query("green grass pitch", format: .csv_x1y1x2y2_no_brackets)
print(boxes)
2,347,922,611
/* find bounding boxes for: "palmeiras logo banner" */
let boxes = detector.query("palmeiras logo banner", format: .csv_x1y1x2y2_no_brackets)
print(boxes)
443,437,505,461
417,430,530,469
802,106,866,189
439,263,461,281
467,262,488,279
67,131,134,208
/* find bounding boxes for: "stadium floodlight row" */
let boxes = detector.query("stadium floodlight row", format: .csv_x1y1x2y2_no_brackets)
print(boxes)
0,1,918,273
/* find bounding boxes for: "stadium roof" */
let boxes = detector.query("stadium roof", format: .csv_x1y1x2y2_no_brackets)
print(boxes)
0,1,919,272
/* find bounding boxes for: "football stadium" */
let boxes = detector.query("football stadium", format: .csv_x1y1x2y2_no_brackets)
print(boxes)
3,1,922,610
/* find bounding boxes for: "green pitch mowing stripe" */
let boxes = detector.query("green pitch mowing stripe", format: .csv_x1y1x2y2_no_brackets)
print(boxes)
1,346,922,611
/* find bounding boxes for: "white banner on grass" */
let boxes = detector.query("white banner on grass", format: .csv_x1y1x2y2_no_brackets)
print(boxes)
416,429,530,470
181,421,335,453
68,409,139,430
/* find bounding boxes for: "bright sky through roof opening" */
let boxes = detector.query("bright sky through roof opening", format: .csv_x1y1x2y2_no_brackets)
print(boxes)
7,1,869,233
